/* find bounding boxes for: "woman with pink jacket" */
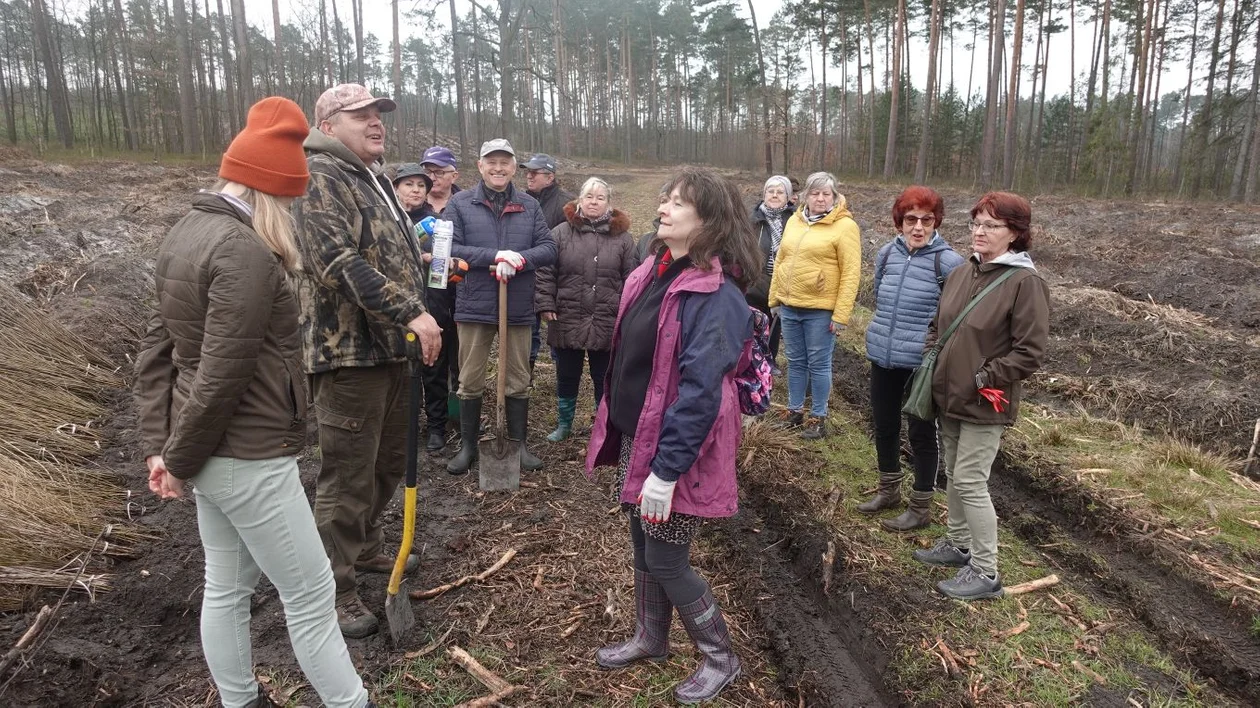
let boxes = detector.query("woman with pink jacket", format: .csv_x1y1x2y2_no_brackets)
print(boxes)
586,168,760,705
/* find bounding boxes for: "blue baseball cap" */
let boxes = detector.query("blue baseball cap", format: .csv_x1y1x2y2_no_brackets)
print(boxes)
520,153,557,173
420,145,457,169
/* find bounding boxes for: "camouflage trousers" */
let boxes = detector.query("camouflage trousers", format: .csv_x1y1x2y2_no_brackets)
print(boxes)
310,362,409,603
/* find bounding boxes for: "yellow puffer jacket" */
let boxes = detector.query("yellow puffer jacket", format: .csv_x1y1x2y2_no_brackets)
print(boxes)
767,197,862,325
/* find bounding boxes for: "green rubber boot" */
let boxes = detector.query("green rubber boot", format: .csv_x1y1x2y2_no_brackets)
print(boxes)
547,397,577,442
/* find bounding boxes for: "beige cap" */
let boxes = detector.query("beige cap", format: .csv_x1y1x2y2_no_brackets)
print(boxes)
315,83,398,124
479,138,516,158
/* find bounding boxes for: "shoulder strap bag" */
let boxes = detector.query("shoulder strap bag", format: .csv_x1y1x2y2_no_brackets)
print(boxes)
902,267,1019,420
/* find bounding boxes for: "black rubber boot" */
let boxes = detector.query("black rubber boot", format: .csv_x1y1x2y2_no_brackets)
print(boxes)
505,396,543,471
446,397,481,475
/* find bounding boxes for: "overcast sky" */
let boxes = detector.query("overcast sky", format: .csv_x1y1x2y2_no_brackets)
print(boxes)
268,0,1188,105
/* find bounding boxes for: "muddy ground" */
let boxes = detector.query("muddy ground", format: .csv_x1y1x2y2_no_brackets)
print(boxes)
1,152,1258,706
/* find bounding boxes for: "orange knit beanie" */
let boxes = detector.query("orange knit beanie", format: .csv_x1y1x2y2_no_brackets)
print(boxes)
219,97,311,197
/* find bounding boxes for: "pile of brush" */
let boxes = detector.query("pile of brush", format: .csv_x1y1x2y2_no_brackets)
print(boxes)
0,284,141,611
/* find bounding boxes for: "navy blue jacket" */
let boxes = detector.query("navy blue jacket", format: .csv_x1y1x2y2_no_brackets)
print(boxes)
865,232,964,369
448,182,557,326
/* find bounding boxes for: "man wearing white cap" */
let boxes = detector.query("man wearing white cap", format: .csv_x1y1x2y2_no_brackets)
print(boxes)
444,139,556,475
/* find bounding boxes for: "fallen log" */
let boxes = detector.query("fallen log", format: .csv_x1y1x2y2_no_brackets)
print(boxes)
411,548,517,600
453,686,520,708
447,645,512,694
1004,574,1060,596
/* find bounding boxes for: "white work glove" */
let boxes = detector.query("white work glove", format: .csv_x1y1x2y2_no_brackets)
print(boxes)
638,472,678,524
495,250,525,269
769,306,780,317
494,260,517,282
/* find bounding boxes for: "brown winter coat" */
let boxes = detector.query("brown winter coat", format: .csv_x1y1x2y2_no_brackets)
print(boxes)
134,193,307,480
535,202,636,351
927,253,1050,426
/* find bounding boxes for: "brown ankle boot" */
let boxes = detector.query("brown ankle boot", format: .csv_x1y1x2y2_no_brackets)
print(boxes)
856,471,904,513
881,489,933,531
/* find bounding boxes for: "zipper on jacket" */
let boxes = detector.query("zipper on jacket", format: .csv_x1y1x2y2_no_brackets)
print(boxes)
784,222,811,306
881,249,913,368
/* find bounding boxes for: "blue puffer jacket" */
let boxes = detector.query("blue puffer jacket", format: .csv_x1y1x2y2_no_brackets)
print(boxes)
865,232,964,369
449,182,557,326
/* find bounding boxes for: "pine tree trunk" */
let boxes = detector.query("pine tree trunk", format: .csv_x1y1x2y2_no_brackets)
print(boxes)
173,0,199,154
1173,0,1199,192
863,0,878,176
391,0,402,149
216,0,239,135
107,0,136,149
883,0,905,178
30,0,73,148
1001,0,1025,189
747,0,773,175
818,3,828,166
272,0,284,92
980,0,1007,188
915,0,942,182
230,0,251,111
453,0,469,160
1191,0,1227,198
1123,0,1154,195
353,0,364,84
1229,8,1260,200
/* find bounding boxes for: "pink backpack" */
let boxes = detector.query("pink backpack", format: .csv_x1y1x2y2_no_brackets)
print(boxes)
736,308,774,416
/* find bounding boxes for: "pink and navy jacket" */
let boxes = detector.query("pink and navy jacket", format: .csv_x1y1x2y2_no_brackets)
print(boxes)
586,256,754,518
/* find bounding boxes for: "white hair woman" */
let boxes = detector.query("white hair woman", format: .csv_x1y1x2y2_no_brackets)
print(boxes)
134,97,373,708
746,175,794,375
767,171,862,439
535,176,637,441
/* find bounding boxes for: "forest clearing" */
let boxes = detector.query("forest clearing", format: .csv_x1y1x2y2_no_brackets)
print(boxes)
0,148,1258,707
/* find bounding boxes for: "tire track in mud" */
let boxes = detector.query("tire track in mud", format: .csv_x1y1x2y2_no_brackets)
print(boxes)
830,349,1260,704
709,489,897,706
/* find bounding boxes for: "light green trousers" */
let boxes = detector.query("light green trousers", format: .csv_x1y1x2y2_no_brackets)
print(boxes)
938,416,1006,576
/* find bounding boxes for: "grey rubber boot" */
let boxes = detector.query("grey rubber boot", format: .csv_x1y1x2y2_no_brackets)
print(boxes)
596,570,672,669
856,471,904,513
445,397,481,475
881,490,934,532
673,590,742,704
505,396,543,471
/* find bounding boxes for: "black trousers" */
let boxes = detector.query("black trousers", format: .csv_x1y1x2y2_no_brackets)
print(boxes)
554,347,611,404
869,363,939,492
422,321,460,433
629,514,708,606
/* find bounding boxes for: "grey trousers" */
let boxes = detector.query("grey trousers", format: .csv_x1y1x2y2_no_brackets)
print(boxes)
194,456,369,708
938,416,1006,576
628,513,709,606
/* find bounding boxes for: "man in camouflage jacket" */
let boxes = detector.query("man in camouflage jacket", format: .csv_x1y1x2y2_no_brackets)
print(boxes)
293,83,442,639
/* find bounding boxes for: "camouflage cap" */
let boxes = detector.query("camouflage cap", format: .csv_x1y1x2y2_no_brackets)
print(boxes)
315,83,398,124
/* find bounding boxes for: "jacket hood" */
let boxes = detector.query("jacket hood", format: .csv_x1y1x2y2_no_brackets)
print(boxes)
562,201,630,233
972,250,1037,269
894,231,952,255
793,195,853,226
303,128,375,174
192,191,253,226
529,182,561,200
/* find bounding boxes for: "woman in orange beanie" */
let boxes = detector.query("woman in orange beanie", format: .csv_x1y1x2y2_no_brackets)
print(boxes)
134,97,375,708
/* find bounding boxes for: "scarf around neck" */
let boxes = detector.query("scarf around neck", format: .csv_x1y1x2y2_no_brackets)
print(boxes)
760,202,789,275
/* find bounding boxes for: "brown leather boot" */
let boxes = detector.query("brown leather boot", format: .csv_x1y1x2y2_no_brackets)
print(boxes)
856,471,904,514
881,489,933,531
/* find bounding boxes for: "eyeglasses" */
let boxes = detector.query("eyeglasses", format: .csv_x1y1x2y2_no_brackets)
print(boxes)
968,220,1007,232
424,168,456,178
903,214,935,226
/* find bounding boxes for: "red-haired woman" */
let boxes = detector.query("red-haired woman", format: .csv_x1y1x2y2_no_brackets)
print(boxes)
912,192,1050,601
860,187,964,530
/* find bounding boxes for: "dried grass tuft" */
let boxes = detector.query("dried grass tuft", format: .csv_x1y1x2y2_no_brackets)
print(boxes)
0,284,134,609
